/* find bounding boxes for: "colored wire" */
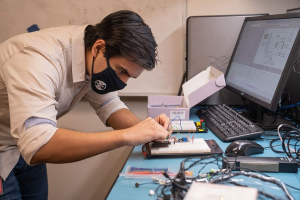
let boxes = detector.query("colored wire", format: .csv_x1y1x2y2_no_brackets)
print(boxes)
188,129,195,144
277,102,300,111
172,126,180,134
167,116,182,133
156,155,296,200
168,136,177,143
142,142,150,158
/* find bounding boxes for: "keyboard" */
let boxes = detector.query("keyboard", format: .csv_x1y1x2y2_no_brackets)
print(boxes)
196,105,264,142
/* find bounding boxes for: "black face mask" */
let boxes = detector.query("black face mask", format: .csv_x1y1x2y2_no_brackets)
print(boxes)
91,56,127,94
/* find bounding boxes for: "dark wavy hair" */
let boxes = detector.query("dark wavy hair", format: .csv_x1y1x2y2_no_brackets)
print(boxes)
84,10,158,70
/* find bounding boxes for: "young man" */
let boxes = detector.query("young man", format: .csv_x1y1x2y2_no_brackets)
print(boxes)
0,10,170,199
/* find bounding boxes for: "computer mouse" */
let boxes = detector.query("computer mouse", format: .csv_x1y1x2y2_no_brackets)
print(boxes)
225,140,264,156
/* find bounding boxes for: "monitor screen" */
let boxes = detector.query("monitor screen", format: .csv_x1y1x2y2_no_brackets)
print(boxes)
225,13,300,111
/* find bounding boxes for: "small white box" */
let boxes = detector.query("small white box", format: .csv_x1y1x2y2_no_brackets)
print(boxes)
184,182,258,200
147,66,225,120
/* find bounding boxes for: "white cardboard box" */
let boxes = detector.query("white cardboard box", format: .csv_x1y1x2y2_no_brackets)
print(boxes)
147,66,226,120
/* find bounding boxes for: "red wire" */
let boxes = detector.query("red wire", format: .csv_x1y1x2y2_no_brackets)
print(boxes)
192,130,195,144
142,142,150,158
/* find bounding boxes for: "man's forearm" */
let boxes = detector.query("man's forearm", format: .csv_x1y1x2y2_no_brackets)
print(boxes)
31,128,128,165
107,108,141,129
31,110,169,165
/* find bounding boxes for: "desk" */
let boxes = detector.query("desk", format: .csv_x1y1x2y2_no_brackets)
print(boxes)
107,108,300,200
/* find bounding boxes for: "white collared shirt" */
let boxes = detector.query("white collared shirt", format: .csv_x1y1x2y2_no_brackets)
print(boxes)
0,25,128,180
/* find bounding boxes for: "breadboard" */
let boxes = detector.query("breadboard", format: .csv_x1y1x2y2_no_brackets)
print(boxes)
150,138,211,156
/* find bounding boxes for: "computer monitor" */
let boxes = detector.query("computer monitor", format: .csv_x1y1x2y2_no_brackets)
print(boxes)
225,13,300,128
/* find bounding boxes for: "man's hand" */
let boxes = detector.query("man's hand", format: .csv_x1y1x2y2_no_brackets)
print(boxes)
31,114,171,164
123,117,170,146
154,113,172,138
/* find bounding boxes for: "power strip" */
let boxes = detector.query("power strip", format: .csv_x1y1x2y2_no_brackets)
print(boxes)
222,156,299,173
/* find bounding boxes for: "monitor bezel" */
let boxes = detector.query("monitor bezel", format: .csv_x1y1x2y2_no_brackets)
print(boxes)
225,13,300,111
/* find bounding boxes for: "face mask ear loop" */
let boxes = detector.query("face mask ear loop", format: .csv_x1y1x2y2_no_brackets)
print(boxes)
106,56,111,69
92,57,96,73
91,56,95,78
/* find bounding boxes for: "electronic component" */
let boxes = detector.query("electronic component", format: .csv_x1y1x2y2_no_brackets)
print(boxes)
155,155,295,200
195,119,206,131
151,141,171,147
145,140,223,158
149,190,155,196
225,140,264,156
171,120,196,132
150,138,211,156
222,156,299,173
225,13,300,128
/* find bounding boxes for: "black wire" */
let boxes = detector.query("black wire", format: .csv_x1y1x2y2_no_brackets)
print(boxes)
211,167,294,200
287,136,293,157
230,155,238,173
156,184,164,199
161,184,171,199
285,182,300,191
280,128,300,160
226,165,300,192
270,93,297,123
157,155,223,199
294,139,300,152
156,154,299,199
278,93,296,121
241,166,300,191
273,125,300,162
270,138,285,154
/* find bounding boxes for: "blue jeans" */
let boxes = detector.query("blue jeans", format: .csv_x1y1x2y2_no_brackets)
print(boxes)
0,156,48,200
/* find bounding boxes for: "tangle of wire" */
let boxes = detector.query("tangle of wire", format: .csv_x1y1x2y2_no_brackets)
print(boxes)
155,155,297,200
275,124,300,164
242,93,300,130
276,93,299,125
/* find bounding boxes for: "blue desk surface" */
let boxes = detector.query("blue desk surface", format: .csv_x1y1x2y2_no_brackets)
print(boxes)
107,108,300,200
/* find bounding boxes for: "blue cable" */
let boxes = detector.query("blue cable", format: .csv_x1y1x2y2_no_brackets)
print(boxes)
277,102,300,111
167,116,182,132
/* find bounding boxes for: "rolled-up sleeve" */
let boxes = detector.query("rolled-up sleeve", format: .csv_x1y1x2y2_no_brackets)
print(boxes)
2,47,61,164
84,90,128,126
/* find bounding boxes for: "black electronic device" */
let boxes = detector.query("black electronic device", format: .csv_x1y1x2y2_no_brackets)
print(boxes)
222,156,299,173
224,13,300,128
151,141,171,147
196,105,264,142
225,140,264,156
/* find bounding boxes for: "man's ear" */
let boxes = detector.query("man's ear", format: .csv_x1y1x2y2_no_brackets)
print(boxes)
92,39,106,58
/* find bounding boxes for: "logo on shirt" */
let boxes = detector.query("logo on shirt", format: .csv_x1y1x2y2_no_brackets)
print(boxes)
95,80,106,90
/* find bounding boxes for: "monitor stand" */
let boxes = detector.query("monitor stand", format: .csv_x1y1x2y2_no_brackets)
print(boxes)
241,101,293,129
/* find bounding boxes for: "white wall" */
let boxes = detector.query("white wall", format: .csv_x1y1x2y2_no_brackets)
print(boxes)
187,0,300,16
47,1,300,200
